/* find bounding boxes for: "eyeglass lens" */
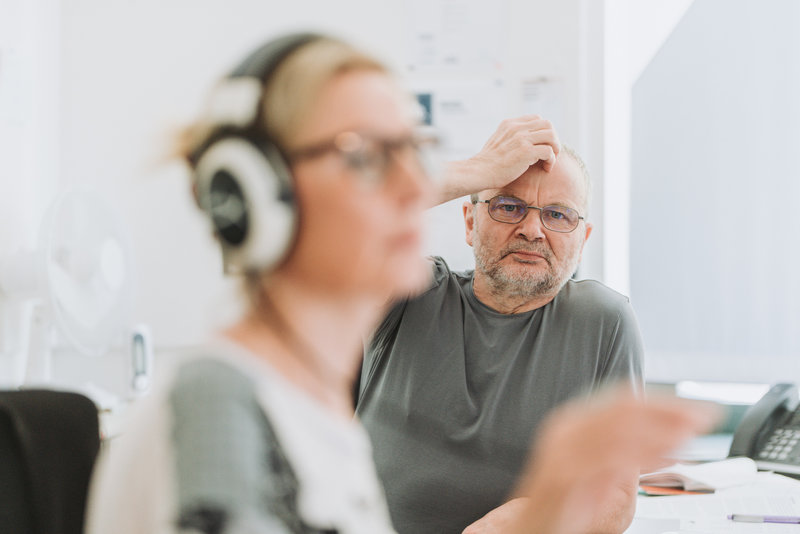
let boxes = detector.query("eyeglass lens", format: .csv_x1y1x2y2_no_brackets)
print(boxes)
336,133,439,184
487,196,580,232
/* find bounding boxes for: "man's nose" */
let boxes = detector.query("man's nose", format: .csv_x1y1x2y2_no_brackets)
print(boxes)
515,208,546,241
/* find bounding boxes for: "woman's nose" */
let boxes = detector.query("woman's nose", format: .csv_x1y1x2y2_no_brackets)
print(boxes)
385,148,432,205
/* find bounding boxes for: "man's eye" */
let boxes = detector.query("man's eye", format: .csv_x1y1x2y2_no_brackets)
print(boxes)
544,209,565,220
498,203,522,213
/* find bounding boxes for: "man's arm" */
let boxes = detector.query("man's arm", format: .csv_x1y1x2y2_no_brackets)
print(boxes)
464,299,646,533
431,115,560,206
462,471,637,534
473,390,719,534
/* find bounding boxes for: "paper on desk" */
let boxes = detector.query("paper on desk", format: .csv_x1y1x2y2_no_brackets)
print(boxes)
623,517,681,534
639,457,757,491
634,472,800,533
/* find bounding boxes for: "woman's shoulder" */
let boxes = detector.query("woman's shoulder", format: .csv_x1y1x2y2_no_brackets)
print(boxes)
165,353,269,434
171,356,255,396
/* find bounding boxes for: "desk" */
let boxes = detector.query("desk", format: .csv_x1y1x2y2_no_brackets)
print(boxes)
625,433,800,533
625,472,800,533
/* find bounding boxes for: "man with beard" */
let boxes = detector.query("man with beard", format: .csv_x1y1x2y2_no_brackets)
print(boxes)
356,116,644,534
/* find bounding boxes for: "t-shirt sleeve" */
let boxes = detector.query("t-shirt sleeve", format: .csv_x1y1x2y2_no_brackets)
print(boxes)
168,359,298,534
599,298,645,395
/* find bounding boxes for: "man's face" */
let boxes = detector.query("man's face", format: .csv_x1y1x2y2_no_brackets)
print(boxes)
463,156,593,300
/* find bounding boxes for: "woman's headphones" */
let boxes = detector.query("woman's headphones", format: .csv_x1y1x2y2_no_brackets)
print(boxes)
191,33,322,274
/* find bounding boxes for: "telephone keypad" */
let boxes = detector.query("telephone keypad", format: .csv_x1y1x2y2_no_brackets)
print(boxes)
758,427,800,463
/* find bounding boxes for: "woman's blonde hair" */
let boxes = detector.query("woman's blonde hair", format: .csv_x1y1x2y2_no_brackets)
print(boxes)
176,36,389,163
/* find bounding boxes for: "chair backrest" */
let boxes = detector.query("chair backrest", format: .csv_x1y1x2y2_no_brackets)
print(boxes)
0,389,100,534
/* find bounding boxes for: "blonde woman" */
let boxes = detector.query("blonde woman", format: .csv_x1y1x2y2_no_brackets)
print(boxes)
85,33,716,534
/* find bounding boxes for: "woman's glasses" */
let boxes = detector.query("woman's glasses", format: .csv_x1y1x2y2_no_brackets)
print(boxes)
473,195,584,233
288,130,441,185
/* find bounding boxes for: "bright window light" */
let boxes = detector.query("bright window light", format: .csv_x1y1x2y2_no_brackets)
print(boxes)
675,381,770,405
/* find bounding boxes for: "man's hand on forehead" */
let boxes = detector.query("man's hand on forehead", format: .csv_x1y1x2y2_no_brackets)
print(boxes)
474,115,561,185
433,115,562,207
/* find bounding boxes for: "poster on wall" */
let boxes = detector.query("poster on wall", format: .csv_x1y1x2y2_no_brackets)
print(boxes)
521,77,565,133
410,78,507,161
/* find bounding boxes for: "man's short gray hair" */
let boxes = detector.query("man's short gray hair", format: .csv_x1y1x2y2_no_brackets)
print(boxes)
560,144,591,217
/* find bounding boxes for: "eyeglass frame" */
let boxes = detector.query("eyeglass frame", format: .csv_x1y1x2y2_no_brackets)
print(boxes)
285,130,440,185
472,195,586,233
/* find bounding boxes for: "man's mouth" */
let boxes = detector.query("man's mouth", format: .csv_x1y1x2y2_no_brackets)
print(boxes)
503,249,551,264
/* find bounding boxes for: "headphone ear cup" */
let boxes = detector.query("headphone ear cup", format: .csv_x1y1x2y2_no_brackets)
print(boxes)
194,137,296,273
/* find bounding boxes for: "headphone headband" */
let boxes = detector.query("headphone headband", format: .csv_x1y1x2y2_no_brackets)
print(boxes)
190,32,322,166
230,32,323,82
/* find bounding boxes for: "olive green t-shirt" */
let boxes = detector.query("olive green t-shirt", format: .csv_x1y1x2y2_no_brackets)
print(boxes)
356,257,644,534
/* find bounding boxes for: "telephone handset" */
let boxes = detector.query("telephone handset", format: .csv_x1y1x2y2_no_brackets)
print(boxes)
728,383,800,476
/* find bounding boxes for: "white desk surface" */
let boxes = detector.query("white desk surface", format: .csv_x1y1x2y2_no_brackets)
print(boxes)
626,471,800,533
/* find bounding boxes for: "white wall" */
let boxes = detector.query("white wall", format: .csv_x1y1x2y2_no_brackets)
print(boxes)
57,0,596,353
59,0,408,350
0,0,61,252
0,0,61,382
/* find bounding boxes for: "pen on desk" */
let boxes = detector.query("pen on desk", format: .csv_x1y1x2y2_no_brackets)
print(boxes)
728,514,800,524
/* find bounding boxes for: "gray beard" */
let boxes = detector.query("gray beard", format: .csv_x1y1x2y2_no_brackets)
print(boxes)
475,253,563,300
470,211,581,302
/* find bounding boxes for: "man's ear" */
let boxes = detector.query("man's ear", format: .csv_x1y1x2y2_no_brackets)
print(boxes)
577,222,593,262
463,201,476,247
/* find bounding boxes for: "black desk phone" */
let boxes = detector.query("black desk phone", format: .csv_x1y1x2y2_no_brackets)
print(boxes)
729,383,800,476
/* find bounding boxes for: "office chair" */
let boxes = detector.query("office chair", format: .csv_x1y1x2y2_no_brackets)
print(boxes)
0,389,100,534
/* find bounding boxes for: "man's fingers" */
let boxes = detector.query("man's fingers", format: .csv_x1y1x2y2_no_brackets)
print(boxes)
498,117,554,140
639,398,721,456
521,118,553,131
565,393,721,468
511,114,543,123
530,145,557,171
518,126,559,172
645,397,722,436
524,129,560,150
600,397,721,469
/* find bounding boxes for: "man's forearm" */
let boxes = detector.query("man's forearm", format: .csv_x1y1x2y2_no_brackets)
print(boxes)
432,158,491,207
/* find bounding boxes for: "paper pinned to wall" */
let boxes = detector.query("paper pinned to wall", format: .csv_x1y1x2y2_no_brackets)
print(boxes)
521,77,565,131
405,0,509,74
410,78,508,161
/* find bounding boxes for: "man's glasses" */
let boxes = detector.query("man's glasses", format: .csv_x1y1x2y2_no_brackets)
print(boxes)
288,131,441,185
473,195,584,233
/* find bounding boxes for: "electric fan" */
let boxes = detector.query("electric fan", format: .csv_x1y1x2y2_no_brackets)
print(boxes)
0,186,139,391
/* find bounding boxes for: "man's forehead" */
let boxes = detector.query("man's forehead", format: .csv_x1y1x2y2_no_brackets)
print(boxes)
487,157,586,201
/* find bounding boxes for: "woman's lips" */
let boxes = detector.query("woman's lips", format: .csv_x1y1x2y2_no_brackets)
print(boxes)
390,229,421,250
